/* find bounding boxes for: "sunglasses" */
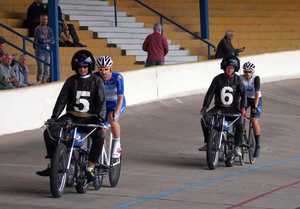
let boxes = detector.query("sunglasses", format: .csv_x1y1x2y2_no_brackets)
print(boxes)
98,67,111,72
244,71,253,74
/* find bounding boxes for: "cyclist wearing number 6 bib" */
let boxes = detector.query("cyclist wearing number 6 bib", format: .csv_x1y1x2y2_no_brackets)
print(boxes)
199,55,247,157
36,50,106,181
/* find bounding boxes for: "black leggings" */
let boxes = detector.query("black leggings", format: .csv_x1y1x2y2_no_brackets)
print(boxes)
44,114,104,163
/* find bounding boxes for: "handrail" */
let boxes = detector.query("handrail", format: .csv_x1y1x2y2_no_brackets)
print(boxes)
0,22,51,66
112,0,215,58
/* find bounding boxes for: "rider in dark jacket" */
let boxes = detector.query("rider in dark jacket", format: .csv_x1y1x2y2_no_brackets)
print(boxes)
200,55,246,156
36,50,106,179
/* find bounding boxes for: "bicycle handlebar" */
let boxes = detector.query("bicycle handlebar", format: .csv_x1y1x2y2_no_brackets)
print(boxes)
45,120,108,129
203,112,241,118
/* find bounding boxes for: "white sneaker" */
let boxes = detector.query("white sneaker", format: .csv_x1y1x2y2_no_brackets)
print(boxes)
235,146,242,157
112,141,121,158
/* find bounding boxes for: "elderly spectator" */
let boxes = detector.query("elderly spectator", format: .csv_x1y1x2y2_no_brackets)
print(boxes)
0,53,17,89
0,36,6,62
143,23,168,67
12,54,31,87
25,0,47,37
34,14,53,83
215,30,245,59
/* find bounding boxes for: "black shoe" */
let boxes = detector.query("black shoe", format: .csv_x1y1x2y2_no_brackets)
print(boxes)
253,146,260,158
36,167,51,177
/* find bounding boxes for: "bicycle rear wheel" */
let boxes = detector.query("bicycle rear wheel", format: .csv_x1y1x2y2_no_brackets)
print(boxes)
50,143,68,198
207,128,220,170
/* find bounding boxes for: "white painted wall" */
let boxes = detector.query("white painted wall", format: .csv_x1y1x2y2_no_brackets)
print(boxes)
1,50,300,136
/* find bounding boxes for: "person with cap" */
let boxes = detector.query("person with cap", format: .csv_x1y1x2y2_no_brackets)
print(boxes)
199,55,247,157
36,49,106,183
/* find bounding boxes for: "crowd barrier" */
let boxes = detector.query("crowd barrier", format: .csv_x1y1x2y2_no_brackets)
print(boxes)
1,50,300,135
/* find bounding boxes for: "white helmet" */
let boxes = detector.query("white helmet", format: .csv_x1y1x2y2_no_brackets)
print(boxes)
243,61,255,72
96,56,113,68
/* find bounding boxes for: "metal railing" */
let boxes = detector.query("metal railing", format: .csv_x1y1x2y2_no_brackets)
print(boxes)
0,22,51,67
112,0,215,58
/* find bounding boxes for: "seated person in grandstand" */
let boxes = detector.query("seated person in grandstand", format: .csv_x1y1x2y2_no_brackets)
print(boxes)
95,56,126,158
25,0,47,37
0,36,6,62
0,53,18,89
57,4,86,47
12,54,31,87
241,61,263,160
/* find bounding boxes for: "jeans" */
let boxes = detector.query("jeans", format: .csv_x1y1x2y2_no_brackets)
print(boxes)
36,50,50,82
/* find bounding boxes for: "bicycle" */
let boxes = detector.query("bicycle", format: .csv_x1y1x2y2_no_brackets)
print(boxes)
45,119,104,198
241,116,256,164
95,123,122,189
204,111,243,170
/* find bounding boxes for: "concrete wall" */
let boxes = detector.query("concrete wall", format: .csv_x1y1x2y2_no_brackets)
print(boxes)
1,50,300,136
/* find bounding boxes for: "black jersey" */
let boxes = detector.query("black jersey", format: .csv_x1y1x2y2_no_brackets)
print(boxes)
51,74,106,120
202,73,246,111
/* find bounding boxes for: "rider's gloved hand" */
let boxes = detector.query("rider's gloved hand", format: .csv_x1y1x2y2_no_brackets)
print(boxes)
240,108,247,118
200,108,207,115
113,111,120,121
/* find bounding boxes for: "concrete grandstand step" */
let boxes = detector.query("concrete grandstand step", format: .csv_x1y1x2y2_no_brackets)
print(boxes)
61,4,114,12
79,21,144,28
136,55,198,62
96,32,148,39
63,10,127,17
125,49,189,56
60,0,109,6
106,39,172,45
118,44,180,50
89,26,152,34
69,15,136,23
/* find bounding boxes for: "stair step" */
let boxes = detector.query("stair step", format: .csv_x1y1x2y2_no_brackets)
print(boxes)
60,0,109,6
89,26,152,34
63,10,127,17
118,44,180,50
126,50,189,56
69,15,136,23
136,55,198,62
97,32,148,39
79,21,144,28
61,4,114,12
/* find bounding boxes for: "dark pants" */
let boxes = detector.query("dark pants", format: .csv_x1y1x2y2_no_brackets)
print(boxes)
145,60,164,67
201,106,243,146
44,114,104,163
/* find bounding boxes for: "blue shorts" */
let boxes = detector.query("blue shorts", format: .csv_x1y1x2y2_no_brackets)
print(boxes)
247,98,263,118
104,105,126,123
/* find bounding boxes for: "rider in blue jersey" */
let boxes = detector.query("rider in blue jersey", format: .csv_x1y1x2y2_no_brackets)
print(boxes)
241,61,262,159
95,56,126,158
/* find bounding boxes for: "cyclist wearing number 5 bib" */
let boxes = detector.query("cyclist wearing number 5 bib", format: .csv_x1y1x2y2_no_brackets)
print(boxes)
199,55,247,157
36,50,106,180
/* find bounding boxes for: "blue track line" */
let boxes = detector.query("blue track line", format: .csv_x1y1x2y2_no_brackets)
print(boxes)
107,155,300,209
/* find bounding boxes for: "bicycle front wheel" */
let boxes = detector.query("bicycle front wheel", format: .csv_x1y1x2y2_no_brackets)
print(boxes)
109,157,122,187
248,127,256,164
207,129,220,170
50,143,68,198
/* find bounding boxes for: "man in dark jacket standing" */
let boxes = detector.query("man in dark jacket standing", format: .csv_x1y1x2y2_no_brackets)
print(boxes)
215,30,245,59
25,0,47,37
143,23,169,67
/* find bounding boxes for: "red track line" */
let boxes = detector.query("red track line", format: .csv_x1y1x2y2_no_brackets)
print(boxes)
225,180,300,209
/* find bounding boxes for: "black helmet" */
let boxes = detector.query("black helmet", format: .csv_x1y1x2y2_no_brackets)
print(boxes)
220,55,240,72
71,49,95,73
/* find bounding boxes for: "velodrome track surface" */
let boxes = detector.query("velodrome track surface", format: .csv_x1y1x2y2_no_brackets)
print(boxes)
0,79,300,209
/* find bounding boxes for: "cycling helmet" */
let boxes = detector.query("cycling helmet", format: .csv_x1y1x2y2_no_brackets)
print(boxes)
220,55,240,72
71,49,95,73
243,61,255,72
96,56,113,68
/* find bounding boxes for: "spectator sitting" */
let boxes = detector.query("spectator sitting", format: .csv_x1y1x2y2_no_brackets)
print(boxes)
143,23,168,67
215,30,245,59
25,0,47,37
0,36,6,62
34,14,54,84
0,53,17,89
57,4,86,47
12,54,31,87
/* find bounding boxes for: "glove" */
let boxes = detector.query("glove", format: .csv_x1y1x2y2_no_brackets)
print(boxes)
113,111,120,121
